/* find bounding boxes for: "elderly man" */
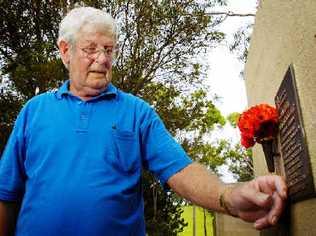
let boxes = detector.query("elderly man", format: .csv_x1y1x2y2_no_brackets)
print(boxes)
0,7,287,236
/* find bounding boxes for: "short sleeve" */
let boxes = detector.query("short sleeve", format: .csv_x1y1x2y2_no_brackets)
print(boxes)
140,108,192,186
0,109,27,202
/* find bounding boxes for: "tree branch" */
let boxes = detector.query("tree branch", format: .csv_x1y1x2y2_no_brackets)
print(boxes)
207,11,256,17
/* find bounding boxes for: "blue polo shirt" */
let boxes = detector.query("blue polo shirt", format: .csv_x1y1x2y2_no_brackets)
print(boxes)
0,81,192,236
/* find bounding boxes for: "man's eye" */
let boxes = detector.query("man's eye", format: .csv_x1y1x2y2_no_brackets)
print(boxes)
105,47,113,53
85,48,97,54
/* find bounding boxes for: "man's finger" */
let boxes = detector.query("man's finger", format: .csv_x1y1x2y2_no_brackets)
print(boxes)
239,209,268,223
244,190,272,209
254,216,270,230
267,191,285,225
273,176,287,199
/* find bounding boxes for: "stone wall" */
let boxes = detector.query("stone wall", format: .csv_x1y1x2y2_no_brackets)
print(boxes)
215,213,259,236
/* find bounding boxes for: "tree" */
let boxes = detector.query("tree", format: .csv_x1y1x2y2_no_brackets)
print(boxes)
229,23,254,63
0,0,230,234
226,112,240,128
222,141,254,182
142,171,188,236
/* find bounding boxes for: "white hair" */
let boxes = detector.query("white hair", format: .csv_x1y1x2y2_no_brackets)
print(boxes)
57,7,117,45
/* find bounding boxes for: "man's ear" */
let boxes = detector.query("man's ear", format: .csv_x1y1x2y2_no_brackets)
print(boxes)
58,40,71,68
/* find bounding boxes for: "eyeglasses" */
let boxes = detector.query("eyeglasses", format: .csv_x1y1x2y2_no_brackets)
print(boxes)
79,46,118,60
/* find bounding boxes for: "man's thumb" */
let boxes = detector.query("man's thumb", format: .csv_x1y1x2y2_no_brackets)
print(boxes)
253,192,272,208
242,184,272,208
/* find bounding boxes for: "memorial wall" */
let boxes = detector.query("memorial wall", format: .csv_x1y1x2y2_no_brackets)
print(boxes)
244,0,316,235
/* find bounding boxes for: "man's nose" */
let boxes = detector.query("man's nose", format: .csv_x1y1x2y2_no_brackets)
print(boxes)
95,52,112,66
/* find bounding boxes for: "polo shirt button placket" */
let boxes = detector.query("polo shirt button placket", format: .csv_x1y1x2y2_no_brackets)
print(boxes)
76,101,91,133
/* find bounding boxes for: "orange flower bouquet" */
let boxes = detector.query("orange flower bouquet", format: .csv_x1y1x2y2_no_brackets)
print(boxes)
237,104,278,148
237,104,278,172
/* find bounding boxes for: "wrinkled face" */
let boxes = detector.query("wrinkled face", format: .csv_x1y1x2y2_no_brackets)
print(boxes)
61,25,116,98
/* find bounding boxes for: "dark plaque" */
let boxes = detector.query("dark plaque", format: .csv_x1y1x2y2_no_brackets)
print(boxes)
275,65,315,203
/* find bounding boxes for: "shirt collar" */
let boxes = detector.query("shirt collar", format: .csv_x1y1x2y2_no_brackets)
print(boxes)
56,80,118,100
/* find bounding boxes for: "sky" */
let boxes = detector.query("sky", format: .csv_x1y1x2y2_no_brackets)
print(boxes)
208,0,257,116
207,0,257,141
206,0,257,181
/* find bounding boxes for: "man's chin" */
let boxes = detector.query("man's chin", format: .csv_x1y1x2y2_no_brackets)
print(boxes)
87,77,111,90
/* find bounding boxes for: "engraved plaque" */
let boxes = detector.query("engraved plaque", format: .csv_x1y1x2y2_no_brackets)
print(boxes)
275,65,315,203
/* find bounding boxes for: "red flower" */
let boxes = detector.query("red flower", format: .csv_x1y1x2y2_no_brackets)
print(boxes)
241,134,255,148
237,104,278,148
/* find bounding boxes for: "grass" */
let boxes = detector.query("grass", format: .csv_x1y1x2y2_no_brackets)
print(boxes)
178,205,214,236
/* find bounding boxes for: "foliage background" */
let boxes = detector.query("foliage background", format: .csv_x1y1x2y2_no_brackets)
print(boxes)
0,0,253,234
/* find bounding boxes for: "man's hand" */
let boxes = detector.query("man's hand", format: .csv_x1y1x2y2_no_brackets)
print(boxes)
167,163,287,230
223,175,287,230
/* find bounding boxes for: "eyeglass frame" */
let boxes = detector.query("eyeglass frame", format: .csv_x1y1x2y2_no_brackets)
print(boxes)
78,45,119,62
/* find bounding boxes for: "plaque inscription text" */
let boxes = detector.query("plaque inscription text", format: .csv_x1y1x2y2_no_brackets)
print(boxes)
275,66,315,203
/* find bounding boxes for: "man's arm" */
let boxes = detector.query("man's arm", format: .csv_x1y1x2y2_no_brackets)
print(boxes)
167,163,226,213
167,162,287,230
0,201,20,236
